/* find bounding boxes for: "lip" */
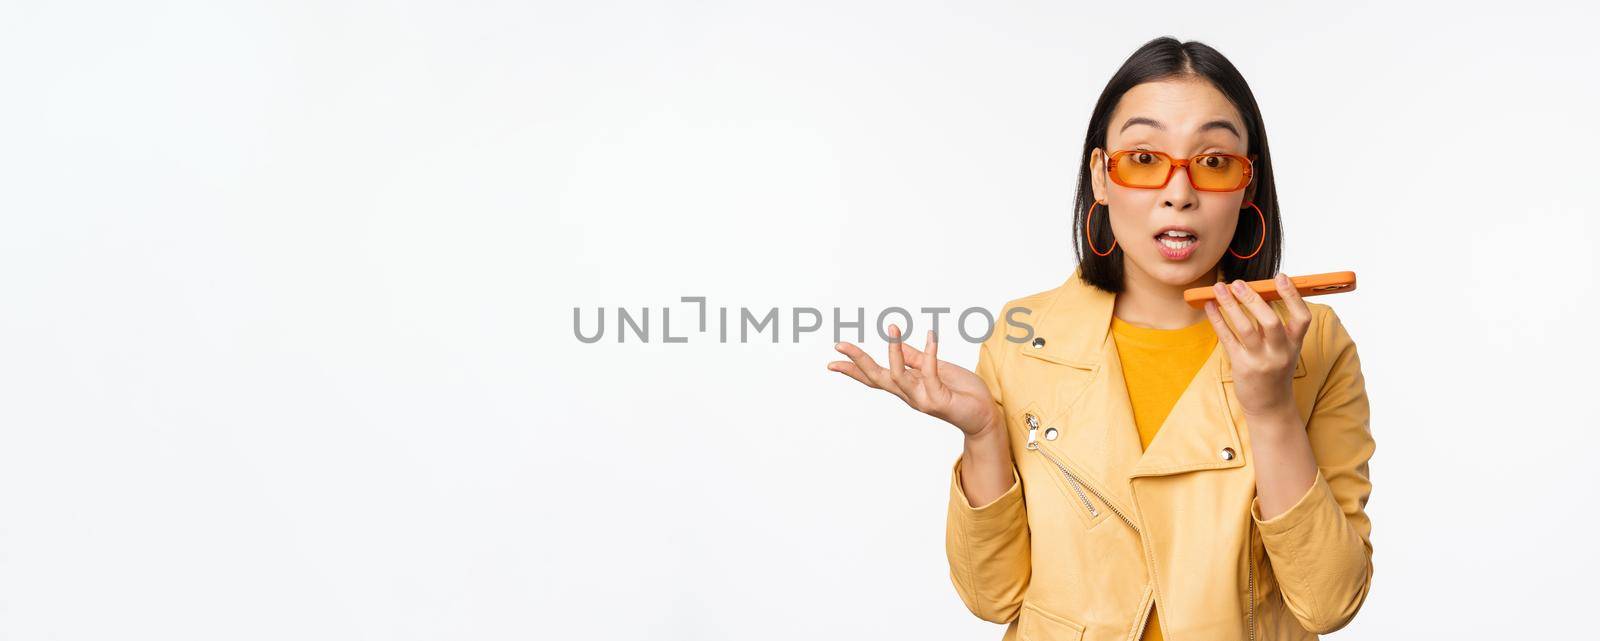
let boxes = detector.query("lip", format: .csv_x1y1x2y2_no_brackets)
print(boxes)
1153,225,1198,238
1153,230,1199,260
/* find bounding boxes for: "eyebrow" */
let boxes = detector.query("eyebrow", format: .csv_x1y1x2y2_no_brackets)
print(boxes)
1119,116,1242,139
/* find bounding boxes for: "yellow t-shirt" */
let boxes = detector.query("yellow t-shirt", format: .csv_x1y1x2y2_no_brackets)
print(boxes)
1111,314,1218,641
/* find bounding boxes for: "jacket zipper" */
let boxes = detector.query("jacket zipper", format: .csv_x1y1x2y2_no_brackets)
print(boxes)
1025,414,1255,641
1025,415,1098,517
1024,416,1138,533
1132,592,1154,641
1247,532,1257,641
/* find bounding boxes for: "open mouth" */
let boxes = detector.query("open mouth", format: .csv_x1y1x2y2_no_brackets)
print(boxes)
1155,229,1197,250
1153,229,1199,259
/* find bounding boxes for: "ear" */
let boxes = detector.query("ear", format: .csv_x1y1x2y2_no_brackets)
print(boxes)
1241,154,1258,205
1090,148,1108,202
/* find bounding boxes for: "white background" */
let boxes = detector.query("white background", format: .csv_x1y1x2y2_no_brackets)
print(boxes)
2,1,1596,639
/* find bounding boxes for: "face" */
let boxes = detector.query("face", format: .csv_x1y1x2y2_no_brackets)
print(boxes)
1090,78,1257,288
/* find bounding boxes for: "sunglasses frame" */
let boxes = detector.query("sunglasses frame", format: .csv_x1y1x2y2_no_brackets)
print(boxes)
1103,148,1255,192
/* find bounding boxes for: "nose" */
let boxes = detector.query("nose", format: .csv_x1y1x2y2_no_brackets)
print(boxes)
1160,165,1200,211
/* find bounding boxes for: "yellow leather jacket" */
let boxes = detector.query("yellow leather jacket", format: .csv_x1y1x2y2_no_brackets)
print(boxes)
946,268,1375,641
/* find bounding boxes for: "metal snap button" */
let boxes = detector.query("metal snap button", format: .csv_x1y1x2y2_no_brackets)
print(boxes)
1044,427,1059,441
1031,337,1046,348
1220,447,1236,461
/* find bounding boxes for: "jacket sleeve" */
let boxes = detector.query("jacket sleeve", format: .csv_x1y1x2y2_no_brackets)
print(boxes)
945,332,1031,624
1250,306,1376,634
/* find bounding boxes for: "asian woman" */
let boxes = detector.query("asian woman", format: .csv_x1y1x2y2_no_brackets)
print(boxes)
826,36,1375,641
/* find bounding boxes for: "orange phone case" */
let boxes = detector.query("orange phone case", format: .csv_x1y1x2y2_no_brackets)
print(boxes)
1184,271,1357,309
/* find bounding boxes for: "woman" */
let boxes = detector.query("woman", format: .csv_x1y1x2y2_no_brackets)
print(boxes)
827,37,1375,641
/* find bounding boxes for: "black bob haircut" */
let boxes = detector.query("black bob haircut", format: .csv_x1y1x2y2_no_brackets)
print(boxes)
1073,36,1282,293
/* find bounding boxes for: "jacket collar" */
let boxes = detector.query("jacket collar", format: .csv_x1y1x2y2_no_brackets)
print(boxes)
1019,268,1306,519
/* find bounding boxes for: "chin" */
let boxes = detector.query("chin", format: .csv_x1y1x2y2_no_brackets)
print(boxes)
1130,256,1218,288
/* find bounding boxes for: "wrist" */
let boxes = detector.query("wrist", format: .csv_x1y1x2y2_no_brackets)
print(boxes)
1243,401,1297,421
1243,403,1303,437
965,410,1007,446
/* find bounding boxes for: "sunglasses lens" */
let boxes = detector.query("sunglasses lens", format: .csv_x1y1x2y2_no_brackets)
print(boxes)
1191,154,1248,190
1112,151,1172,188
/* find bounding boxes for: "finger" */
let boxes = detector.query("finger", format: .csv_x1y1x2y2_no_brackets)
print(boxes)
894,338,928,369
922,329,945,395
835,342,898,393
1231,279,1287,348
1204,300,1241,350
895,333,949,381
826,360,875,387
885,324,905,375
885,325,920,400
1273,272,1313,343
1213,281,1260,347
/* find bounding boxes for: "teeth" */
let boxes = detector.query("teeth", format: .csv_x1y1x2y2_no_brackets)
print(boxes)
1161,230,1194,238
1158,237,1195,249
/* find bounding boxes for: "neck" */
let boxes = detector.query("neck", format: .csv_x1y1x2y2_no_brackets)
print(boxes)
1113,262,1220,329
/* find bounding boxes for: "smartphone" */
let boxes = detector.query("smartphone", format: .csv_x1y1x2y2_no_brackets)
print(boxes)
1184,271,1357,309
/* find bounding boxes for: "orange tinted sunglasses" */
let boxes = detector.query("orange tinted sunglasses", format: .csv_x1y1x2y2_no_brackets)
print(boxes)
1103,148,1255,192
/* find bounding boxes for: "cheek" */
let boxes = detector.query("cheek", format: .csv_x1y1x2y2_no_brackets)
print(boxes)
1209,206,1245,240
1103,193,1155,233
1102,206,1137,244
1191,208,1244,259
